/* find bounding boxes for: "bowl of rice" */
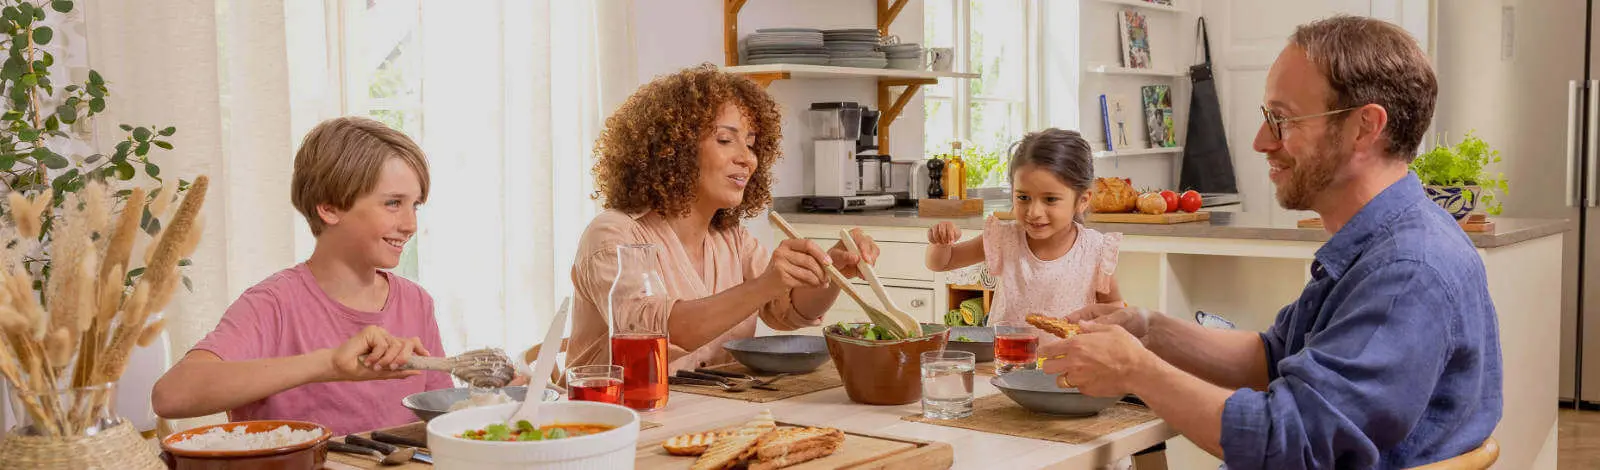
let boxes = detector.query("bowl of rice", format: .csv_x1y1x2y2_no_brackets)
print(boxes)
160,420,331,469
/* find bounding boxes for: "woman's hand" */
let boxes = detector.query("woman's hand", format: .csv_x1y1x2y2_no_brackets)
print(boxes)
927,221,961,245
829,227,880,279
326,325,428,382
760,238,834,291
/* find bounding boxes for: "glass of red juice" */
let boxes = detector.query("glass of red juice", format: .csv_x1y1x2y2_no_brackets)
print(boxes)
565,365,624,405
608,244,672,411
994,319,1040,374
610,329,668,411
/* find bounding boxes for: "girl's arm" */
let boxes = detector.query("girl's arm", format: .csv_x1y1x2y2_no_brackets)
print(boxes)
1096,276,1124,305
925,221,986,272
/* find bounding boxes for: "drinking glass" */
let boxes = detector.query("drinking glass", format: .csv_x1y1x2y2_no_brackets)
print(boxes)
993,319,1040,374
565,365,624,405
920,350,975,419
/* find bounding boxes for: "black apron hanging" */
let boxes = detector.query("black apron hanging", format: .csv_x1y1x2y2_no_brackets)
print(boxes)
1178,17,1239,194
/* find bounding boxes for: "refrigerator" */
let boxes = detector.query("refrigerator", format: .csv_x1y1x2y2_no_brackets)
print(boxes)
1435,0,1598,406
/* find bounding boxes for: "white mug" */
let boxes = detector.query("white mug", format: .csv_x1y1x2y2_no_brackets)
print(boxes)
925,47,953,72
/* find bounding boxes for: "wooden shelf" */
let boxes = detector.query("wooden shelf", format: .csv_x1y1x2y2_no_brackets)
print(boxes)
1086,64,1187,77
1094,146,1184,159
722,0,967,155
1084,0,1182,13
724,64,978,81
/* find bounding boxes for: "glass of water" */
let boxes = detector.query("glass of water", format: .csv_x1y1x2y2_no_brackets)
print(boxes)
920,350,976,419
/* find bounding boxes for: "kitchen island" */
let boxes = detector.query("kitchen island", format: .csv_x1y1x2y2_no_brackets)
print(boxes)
771,202,1569,470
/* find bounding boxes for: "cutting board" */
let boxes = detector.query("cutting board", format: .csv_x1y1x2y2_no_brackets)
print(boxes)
636,421,953,469
1087,211,1211,224
1299,213,1496,233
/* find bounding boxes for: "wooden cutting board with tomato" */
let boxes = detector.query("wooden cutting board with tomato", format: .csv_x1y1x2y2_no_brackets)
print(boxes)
1084,178,1209,224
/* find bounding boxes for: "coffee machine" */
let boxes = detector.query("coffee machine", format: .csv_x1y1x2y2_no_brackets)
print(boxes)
801,102,895,212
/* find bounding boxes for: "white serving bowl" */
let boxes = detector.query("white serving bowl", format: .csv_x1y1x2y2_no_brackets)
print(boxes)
426,401,640,470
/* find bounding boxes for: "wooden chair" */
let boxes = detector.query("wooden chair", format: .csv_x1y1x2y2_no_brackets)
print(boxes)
1406,437,1499,470
522,338,570,387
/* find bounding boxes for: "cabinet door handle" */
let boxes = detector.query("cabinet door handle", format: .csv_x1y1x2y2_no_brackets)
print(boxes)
910,299,926,308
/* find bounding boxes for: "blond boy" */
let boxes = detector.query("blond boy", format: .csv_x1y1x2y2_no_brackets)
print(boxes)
153,117,451,435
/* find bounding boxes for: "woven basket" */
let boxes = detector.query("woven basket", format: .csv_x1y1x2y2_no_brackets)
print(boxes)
0,419,164,469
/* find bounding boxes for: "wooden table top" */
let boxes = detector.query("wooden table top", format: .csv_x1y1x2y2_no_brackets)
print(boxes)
330,378,1175,469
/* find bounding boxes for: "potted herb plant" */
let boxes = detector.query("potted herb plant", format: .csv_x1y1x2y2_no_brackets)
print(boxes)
1409,131,1509,220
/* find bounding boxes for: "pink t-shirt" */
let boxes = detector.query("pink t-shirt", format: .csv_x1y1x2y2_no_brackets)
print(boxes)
192,263,452,436
982,217,1122,325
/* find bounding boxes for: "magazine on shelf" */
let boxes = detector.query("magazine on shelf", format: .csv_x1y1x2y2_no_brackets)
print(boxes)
1141,85,1176,148
1119,10,1152,69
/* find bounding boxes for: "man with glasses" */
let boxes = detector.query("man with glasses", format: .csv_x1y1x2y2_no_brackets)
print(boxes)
1040,15,1501,469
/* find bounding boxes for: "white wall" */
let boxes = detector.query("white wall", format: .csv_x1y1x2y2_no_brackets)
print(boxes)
631,0,927,198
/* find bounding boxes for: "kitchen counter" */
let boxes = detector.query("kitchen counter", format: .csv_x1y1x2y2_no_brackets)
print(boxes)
775,200,1571,249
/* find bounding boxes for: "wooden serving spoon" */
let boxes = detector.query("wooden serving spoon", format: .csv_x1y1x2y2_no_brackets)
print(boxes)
767,212,911,339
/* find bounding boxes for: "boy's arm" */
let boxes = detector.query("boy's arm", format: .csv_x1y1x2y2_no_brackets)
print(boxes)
153,325,425,419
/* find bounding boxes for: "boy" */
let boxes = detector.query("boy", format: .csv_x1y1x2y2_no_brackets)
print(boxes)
152,116,452,435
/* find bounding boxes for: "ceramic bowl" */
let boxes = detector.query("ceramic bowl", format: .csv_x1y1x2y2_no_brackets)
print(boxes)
426,401,640,470
722,335,830,373
403,386,560,422
160,420,331,470
991,369,1120,416
824,323,951,405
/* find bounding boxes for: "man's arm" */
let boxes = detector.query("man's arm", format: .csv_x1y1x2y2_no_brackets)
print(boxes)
1143,312,1272,391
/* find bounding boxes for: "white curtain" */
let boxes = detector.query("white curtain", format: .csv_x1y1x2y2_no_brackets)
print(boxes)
10,0,629,432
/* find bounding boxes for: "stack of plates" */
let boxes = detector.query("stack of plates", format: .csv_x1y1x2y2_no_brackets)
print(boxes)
746,28,827,65
881,43,923,70
823,28,885,68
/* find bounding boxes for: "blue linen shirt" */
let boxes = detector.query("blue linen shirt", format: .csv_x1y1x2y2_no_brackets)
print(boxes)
1220,174,1503,469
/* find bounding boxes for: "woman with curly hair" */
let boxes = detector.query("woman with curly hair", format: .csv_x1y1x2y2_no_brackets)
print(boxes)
567,65,881,373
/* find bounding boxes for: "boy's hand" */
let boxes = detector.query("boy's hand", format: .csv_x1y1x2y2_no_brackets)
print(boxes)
928,221,961,245
326,325,427,382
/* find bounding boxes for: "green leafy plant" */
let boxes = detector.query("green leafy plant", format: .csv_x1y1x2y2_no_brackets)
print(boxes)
0,0,189,292
1410,131,1509,216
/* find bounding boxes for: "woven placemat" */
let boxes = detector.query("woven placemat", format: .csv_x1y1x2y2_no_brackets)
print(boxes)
900,394,1156,444
668,362,842,403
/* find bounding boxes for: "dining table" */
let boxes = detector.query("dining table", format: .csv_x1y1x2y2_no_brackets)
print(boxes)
328,375,1178,469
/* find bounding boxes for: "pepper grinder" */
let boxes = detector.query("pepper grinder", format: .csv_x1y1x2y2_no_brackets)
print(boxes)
926,158,946,199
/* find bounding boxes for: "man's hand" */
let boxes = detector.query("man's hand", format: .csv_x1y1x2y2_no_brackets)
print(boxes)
1039,322,1158,397
1066,304,1154,338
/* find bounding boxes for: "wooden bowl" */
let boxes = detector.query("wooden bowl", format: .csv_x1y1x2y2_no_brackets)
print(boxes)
159,420,331,470
824,323,951,405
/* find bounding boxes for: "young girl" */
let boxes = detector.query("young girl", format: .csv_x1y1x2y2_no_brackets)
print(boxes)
925,129,1123,326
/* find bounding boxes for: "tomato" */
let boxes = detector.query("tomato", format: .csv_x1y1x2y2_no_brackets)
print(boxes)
1160,190,1178,213
1178,190,1203,213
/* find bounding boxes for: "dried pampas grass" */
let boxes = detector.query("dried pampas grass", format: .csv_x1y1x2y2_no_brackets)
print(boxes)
0,175,209,436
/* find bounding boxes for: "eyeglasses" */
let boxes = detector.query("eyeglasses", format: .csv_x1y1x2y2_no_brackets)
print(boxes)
1260,105,1360,141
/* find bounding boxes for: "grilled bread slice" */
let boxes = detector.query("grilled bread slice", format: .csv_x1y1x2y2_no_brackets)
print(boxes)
746,427,844,469
689,410,777,470
1026,314,1082,339
663,431,728,456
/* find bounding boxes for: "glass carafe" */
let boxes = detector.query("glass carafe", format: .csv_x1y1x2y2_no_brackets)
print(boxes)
608,244,671,411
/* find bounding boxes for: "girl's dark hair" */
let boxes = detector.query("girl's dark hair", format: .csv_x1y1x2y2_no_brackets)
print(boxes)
1008,128,1094,194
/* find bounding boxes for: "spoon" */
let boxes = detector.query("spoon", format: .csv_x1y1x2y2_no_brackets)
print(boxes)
508,297,570,426
359,348,516,388
327,441,412,466
767,212,907,339
838,228,922,338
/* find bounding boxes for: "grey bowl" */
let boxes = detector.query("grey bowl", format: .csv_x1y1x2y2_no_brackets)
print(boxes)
944,326,994,362
991,370,1120,416
401,386,559,422
722,335,830,373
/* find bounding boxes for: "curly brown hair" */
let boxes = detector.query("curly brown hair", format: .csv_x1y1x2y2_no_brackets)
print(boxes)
592,64,782,231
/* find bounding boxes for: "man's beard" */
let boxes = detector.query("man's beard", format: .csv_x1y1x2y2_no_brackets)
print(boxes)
1274,127,1349,211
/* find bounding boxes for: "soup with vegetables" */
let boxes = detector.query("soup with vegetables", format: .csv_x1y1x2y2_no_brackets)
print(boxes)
458,420,616,442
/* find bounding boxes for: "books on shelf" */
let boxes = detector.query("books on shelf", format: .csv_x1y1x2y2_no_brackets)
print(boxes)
1100,93,1133,152
1141,85,1176,148
1118,10,1151,69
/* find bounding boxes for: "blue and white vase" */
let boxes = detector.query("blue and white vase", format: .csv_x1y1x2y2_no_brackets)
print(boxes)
1425,185,1479,221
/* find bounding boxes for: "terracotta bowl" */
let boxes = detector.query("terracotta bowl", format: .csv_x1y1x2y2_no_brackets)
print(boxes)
824,323,951,405
160,420,331,470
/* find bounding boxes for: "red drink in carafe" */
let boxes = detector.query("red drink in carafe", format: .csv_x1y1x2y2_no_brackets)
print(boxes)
994,334,1039,364
569,377,624,405
611,333,668,411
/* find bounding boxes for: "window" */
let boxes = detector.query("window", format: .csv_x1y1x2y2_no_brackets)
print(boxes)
340,0,424,279
925,0,1040,188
